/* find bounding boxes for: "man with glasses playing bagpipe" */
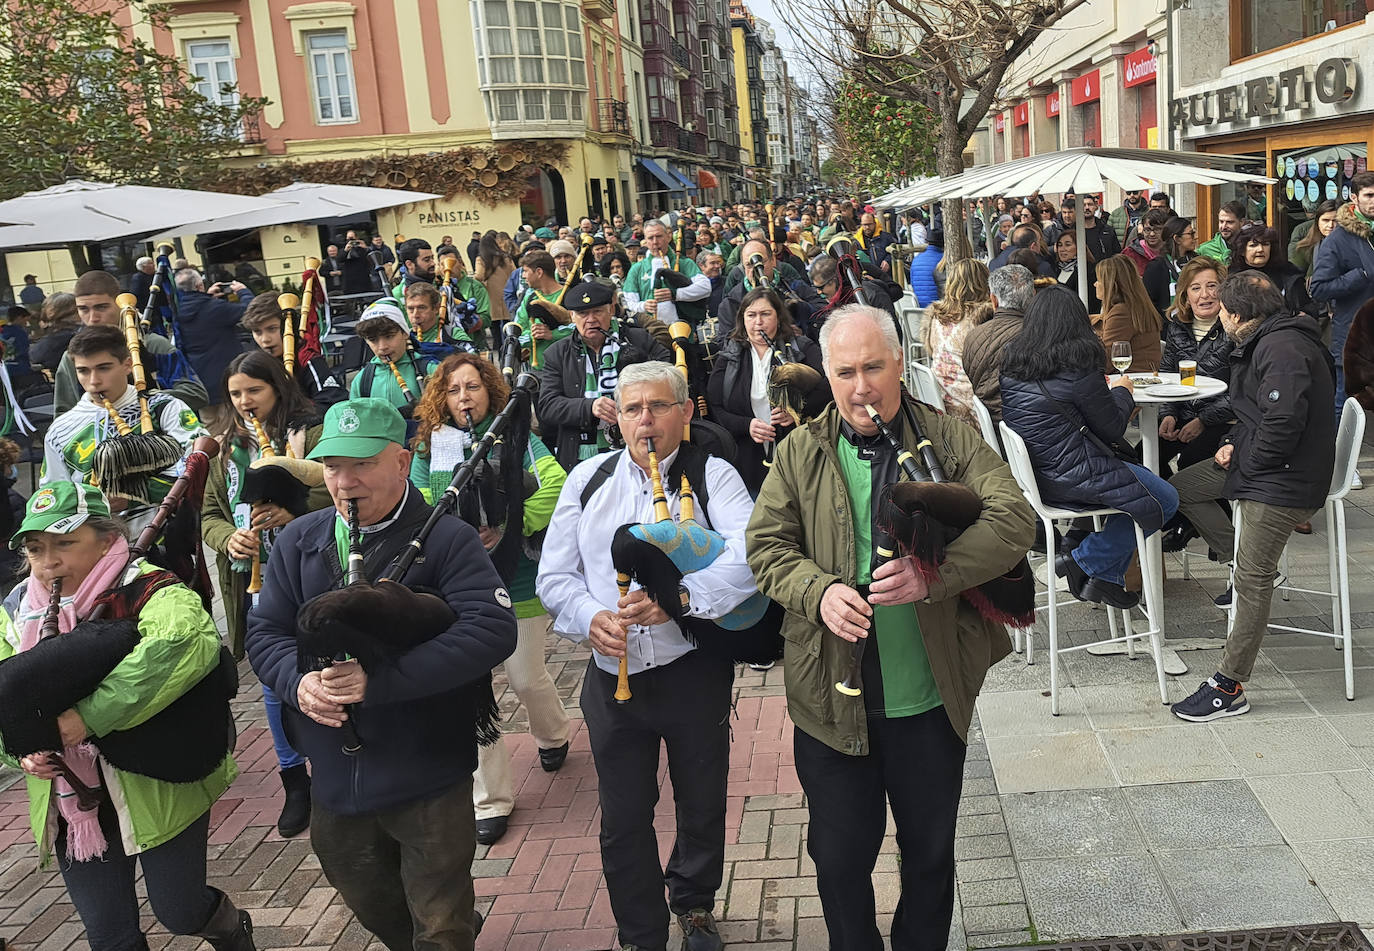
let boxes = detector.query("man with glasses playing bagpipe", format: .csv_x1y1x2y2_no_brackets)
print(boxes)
746,305,1036,951
246,398,518,951
538,360,779,951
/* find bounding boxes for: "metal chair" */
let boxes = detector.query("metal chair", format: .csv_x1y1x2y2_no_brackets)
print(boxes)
969,393,1002,458
908,360,945,410
1000,421,1169,714
1226,397,1365,699
894,296,926,368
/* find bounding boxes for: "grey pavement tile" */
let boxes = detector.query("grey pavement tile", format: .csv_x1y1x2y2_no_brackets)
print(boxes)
975,688,1088,738
1098,726,1240,786
1285,668,1374,715
1123,780,1284,850
1328,714,1374,769
1156,845,1334,930
962,903,1030,936
986,732,1117,794
1211,717,1355,776
948,883,967,951
1077,681,1196,731
957,879,1027,908
1262,644,1374,674
1001,788,1145,858
1060,646,1183,689
980,651,1054,694
1018,854,1183,941
1247,770,1374,842
1293,839,1374,923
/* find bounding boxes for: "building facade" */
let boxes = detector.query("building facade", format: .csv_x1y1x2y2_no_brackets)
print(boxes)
730,0,770,198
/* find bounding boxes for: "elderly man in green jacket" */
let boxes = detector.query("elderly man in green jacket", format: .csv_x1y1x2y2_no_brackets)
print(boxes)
746,304,1035,951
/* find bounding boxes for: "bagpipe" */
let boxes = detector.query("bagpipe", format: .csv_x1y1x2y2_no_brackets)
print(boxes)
294,354,541,753
0,438,238,789
608,437,782,703
651,225,707,325
90,295,187,503
141,243,202,392
757,329,824,470
836,402,1036,695
439,255,482,337
282,257,330,372
237,410,324,595
451,406,539,583
526,237,589,368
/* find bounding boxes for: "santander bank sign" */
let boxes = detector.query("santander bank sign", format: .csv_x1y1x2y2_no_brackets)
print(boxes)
1124,47,1158,88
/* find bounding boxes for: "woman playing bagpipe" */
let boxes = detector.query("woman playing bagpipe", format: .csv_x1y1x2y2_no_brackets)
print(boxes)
706,287,830,495
409,352,570,846
0,478,255,951
201,351,330,839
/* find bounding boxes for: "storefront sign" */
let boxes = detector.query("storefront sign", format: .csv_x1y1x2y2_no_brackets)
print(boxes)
1123,47,1158,88
1170,58,1358,133
1046,90,1061,118
416,208,483,226
1070,70,1100,106
994,112,1005,133
1013,102,1029,126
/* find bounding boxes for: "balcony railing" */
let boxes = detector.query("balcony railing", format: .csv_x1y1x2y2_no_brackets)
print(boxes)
669,36,693,70
650,118,707,155
596,98,632,136
241,113,263,144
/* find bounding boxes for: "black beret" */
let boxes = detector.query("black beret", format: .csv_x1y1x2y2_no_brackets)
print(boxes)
565,279,615,311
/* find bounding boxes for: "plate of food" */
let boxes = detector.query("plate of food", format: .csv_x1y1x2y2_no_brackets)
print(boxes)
1129,375,1163,386
1144,383,1197,398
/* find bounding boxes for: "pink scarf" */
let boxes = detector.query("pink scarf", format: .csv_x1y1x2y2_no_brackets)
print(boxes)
18,536,132,861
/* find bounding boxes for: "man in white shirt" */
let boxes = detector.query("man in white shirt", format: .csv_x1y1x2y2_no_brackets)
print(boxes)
537,361,757,951
621,220,712,325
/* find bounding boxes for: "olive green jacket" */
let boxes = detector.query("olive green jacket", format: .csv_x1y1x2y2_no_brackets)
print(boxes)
746,396,1035,753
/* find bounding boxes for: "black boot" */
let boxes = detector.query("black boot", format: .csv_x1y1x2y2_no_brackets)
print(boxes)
277,764,311,838
196,889,255,951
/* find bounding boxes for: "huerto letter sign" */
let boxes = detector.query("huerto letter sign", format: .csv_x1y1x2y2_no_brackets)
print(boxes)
1170,58,1358,131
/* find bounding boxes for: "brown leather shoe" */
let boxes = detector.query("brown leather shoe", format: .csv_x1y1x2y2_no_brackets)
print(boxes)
1294,521,1313,535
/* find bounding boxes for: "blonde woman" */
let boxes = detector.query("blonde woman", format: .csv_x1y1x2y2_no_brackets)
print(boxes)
922,258,994,424
1093,254,1162,372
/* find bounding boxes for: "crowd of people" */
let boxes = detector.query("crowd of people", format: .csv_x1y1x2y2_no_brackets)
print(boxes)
0,178,1369,951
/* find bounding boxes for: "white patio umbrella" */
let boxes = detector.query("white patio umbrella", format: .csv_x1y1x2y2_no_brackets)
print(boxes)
873,176,938,208
933,148,1275,310
0,179,290,250
148,181,443,239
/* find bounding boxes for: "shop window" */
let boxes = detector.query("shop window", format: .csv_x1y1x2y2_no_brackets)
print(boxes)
1080,100,1101,148
1274,142,1368,245
1137,84,1157,149
1235,0,1365,60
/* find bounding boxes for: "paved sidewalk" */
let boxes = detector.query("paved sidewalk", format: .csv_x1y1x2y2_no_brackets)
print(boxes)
2,448,1372,950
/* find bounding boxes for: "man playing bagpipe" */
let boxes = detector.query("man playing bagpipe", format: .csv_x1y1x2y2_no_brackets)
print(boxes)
537,361,761,951
247,398,517,951
430,251,490,345
622,220,711,328
513,250,577,368
240,294,348,411
348,299,441,415
746,305,1036,951
55,269,209,415
401,280,476,353
43,325,207,534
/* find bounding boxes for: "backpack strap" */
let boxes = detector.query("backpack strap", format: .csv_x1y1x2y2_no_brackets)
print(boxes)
578,446,714,526
578,451,623,509
359,362,377,398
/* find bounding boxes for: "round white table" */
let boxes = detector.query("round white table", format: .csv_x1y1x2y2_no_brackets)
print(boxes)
1085,371,1229,673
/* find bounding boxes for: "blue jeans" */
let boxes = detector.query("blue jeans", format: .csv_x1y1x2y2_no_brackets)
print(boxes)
263,682,306,770
1072,464,1179,586
1334,363,1346,427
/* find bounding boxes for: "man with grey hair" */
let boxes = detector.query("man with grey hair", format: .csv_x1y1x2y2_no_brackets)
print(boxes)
130,255,157,310
172,266,254,408
748,304,1034,951
538,358,759,951
623,219,711,327
963,263,1036,422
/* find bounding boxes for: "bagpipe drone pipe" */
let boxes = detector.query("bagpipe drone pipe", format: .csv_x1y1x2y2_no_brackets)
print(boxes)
0,438,239,785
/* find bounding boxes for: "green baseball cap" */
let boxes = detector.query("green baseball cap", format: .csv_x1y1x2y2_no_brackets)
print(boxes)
307,398,407,460
11,483,112,548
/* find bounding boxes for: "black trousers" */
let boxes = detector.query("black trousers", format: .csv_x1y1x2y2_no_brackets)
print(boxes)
580,649,734,951
793,708,966,951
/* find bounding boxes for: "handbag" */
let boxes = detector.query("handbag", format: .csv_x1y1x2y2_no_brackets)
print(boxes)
1035,380,1140,464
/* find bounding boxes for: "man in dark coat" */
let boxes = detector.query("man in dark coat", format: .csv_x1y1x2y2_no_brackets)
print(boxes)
171,268,255,408
1309,171,1374,428
1170,271,1335,721
1079,195,1123,263
535,280,672,471
963,265,1035,424
988,226,1052,276
248,398,517,950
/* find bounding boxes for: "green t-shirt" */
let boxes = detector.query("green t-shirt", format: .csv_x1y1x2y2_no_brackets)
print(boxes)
836,437,943,719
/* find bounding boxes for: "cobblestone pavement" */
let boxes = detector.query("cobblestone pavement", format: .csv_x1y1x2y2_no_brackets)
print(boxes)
3,445,1373,950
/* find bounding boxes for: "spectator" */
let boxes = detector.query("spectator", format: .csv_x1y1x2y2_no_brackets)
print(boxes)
18,274,44,310
1079,195,1123,263
466,230,482,269
1142,216,1198,314
1109,189,1149,246
1001,285,1178,608
1050,230,1098,312
1288,200,1339,276
990,225,1051,275
323,243,345,294
1232,223,1311,319
921,259,993,425
2,305,33,377
30,292,79,371
172,267,256,408
341,234,374,294
1093,255,1162,372
473,230,516,332
129,256,157,310
1122,208,1173,277
1196,200,1247,264
696,251,727,318
370,234,396,266
908,227,945,307
1157,257,1235,477
1170,271,1334,716
964,264,1035,423
991,214,1015,255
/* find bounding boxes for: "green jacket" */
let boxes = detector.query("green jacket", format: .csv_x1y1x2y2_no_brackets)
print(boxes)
0,561,236,865
1195,234,1232,265
746,397,1035,753
392,274,485,339
55,335,211,416
201,426,330,658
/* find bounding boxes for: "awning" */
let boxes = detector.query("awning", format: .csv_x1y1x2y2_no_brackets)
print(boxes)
149,182,441,240
637,158,683,192
669,168,699,192
697,169,720,189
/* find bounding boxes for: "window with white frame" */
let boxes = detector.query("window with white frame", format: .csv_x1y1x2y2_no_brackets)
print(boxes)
186,40,239,107
473,0,587,129
305,31,358,124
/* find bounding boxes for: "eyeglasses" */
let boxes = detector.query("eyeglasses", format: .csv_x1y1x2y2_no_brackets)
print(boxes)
813,280,835,293
619,400,683,420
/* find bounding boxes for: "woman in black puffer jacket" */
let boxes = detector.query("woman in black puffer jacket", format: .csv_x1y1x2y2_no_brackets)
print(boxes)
1001,285,1179,609
1158,256,1235,472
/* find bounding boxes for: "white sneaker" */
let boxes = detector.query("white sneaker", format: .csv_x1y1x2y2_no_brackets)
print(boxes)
1352,471,1364,490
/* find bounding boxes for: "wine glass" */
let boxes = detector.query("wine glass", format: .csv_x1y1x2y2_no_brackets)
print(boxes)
1110,341,1132,379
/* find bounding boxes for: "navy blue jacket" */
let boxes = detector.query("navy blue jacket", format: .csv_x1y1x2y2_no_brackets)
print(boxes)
909,244,943,306
1309,204,1374,364
247,488,518,815
1000,369,1171,533
176,288,255,405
